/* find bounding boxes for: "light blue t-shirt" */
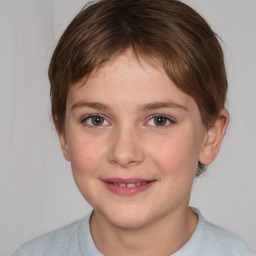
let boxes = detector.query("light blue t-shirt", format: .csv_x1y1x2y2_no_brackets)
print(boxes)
13,209,255,256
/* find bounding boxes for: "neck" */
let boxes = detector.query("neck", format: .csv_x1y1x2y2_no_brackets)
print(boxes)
90,206,198,256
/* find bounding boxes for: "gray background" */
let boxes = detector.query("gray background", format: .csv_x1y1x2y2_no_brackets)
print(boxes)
1,0,255,255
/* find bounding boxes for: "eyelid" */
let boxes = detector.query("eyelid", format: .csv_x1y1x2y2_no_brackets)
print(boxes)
80,113,175,127
81,114,111,126
146,114,175,127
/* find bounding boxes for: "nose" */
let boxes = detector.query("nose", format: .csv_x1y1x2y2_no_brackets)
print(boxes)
107,126,145,168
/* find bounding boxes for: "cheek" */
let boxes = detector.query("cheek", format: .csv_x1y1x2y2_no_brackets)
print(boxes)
148,132,200,176
67,133,108,206
68,134,104,177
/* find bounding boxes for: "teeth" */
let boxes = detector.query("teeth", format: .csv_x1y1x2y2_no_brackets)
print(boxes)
112,182,147,187
127,183,136,187
113,182,126,187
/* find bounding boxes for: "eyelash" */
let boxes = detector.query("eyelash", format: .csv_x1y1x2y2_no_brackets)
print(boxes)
81,114,110,127
147,114,175,127
80,114,175,127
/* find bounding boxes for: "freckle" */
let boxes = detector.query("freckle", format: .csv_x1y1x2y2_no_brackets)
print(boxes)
86,156,93,161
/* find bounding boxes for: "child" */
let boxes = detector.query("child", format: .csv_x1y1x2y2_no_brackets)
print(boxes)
13,0,255,255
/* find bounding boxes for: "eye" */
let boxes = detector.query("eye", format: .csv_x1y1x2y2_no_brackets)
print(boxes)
82,115,109,127
147,115,174,127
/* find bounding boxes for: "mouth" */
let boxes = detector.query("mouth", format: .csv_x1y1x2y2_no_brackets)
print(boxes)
101,178,156,196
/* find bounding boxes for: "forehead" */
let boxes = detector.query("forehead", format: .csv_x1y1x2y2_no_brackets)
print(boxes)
74,50,165,86
67,51,195,111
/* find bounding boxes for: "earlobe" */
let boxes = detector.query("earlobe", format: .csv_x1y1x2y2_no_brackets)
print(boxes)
199,109,229,165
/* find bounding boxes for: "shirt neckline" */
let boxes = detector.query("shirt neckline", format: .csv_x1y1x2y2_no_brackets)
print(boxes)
78,207,204,256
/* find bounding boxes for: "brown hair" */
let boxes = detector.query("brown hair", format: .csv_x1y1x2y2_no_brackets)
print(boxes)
49,0,228,174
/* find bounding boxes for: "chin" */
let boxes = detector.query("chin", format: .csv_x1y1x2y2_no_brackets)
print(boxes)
105,208,154,229
112,218,149,229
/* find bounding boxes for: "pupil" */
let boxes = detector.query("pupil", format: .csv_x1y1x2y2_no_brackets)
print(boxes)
92,116,104,126
154,116,166,126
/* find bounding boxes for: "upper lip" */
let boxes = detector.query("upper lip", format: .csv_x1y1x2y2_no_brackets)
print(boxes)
101,178,155,183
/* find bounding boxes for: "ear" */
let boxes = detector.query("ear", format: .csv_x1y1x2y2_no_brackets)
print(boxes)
56,127,71,162
199,109,229,165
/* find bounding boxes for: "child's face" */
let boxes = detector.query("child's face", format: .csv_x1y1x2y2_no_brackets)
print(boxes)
59,51,208,229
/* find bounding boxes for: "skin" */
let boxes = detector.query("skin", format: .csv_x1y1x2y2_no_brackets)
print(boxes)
58,50,229,255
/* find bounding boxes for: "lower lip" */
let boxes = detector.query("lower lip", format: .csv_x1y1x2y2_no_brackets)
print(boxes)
102,181,156,196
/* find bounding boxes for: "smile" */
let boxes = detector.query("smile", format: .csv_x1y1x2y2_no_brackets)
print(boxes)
111,181,148,187
101,178,156,196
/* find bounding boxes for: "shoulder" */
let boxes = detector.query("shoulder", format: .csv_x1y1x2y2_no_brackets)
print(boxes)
174,208,255,256
193,209,255,256
12,218,85,256
204,221,255,255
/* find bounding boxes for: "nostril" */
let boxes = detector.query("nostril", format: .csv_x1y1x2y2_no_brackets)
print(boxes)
107,131,145,167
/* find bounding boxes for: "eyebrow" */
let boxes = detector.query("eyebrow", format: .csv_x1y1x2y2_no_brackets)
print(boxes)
137,102,188,112
71,101,187,112
71,101,112,111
